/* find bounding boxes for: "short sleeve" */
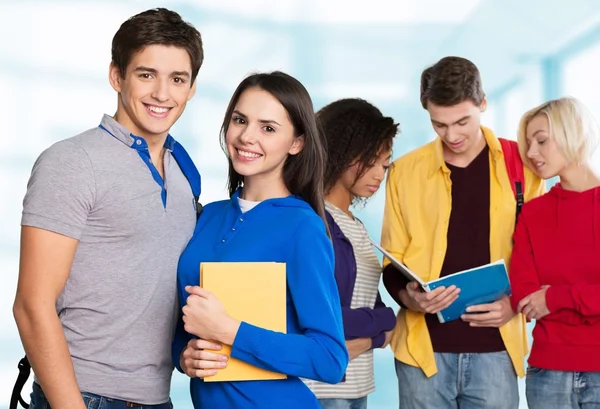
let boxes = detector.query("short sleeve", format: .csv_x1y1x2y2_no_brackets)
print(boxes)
21,140,96,240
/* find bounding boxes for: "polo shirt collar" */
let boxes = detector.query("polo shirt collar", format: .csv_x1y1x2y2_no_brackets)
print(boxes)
99,114,176,152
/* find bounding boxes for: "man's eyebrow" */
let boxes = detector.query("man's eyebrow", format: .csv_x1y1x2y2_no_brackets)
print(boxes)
171,71,190,78
431,115,471,126
132,66,190,78
133,66,157,74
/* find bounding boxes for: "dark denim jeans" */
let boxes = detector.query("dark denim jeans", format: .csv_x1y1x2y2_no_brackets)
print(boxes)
30,382,173,409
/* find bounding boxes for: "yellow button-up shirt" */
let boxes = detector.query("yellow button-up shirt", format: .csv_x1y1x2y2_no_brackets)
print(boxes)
381,126,545,378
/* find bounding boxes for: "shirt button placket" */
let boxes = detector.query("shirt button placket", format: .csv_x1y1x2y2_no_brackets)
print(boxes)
223,216,244,243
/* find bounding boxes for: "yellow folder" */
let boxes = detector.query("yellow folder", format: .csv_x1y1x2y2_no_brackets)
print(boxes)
200,262,287,382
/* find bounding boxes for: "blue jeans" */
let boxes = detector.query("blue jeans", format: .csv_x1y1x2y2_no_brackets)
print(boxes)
526,367,600,409
319,397,368,409
395,352,518,409
30,382,173,409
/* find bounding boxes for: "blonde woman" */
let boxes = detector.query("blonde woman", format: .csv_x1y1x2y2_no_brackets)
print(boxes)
510,96,600,409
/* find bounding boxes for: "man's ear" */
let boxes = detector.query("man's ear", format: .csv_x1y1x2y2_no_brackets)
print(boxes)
187,78,197,102
108,62,122,93
480,97,488,113
289,135,305,155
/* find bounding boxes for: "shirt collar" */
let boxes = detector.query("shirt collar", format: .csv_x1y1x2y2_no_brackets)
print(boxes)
428,125,503,177
99,114,176,152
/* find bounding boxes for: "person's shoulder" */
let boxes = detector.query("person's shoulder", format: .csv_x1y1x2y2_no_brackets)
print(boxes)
291,208,328,240
202,199,231,215
521,189,553,218
391,140,437,171
38,126,104,160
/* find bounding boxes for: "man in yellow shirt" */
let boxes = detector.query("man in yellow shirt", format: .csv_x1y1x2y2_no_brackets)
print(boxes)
381,56,545,408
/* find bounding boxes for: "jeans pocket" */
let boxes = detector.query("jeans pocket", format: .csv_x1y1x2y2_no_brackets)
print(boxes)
527,366,546,377
81,393,99,409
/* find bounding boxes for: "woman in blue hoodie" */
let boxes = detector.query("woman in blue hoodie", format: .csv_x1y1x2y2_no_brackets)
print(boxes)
303,99,398,409
172,71,348,409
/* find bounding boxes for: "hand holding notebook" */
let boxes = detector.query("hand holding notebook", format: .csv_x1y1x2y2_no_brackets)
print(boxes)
194,262,288,382
404,281,460,315
370,240,512,323
183,285,241,345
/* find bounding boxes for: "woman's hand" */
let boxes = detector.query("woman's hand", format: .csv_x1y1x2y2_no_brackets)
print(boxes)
180,339,229,378
345,338,371,360
182,286,241,345
382,329,394,349
517,286,551,320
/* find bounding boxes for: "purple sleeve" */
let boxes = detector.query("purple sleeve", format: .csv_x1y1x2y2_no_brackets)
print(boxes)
370,331,386,349
342,292,396,339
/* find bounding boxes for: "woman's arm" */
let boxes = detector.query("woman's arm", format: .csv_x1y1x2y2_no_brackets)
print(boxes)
227,221,348,384
342,292,396,341
509,214,543,312
546,284,600,318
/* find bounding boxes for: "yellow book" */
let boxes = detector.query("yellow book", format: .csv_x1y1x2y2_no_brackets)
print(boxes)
200,262,287,382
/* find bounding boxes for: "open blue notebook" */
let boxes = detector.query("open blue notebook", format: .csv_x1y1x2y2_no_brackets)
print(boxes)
370,240,511,323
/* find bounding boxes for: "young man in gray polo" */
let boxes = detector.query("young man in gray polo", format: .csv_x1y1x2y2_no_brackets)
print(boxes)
13,8,207,409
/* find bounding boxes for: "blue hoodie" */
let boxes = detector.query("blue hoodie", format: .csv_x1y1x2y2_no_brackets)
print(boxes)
173,190,348,409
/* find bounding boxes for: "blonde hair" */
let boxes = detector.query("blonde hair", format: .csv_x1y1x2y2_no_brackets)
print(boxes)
517,96,600,165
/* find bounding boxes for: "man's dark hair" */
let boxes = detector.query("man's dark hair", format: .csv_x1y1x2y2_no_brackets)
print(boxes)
318,98,399,195
420,56,485,109
111,8,203,84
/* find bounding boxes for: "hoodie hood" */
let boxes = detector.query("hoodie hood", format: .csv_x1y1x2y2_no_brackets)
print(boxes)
231,188,314,211
548,183,600,245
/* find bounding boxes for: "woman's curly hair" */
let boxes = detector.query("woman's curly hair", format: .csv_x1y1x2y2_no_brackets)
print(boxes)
318,98,399,194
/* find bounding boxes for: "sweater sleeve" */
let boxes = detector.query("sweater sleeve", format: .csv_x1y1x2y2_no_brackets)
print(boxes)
509,213,543,312
342,292,396,340
230,218,349,384
546,284,600,318
541,309,600,326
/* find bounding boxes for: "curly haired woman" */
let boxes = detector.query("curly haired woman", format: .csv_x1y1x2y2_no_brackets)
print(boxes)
304,98,399,409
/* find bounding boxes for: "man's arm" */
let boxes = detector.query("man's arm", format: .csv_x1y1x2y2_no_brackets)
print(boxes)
380,163,459,313
13,227,86,409
14,140,95,409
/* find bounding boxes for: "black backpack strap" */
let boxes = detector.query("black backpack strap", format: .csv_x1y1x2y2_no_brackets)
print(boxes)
515,181,524,220
10,356,31,409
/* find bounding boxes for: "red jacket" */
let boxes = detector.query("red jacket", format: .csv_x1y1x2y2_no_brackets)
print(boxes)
510,184,600,371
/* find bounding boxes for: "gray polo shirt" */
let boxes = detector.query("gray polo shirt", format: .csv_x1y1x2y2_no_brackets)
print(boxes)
21,115,196,404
